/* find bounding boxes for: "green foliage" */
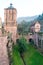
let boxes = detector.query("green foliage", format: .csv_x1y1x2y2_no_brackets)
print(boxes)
17,37,27,54
17,20,31,35
12,46,24,65
12,40,43,65
24,44,43,65
37,13,43,21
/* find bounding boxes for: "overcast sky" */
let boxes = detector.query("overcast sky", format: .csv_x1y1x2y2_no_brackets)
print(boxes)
0,0,43,21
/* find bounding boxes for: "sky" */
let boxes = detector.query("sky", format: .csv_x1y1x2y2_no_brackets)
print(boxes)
0,0,43,21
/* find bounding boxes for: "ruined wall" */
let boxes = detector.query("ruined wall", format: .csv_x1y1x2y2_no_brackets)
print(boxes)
0,36,9,65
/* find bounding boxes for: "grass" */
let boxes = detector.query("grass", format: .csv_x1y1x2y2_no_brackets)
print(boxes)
24,44,43,65
12,46,24,65
12,44,43,65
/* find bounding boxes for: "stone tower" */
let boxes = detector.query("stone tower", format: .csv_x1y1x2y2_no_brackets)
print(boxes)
4,3,17,42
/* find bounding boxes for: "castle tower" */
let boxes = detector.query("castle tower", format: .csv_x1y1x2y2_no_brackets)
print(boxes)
4,3,17,43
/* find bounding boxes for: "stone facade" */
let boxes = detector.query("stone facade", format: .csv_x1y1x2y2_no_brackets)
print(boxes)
0,36,9,65
4,4,17,43
0,3,17,65
30,21,41,33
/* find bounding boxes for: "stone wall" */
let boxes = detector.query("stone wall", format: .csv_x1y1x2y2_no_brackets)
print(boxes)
0,36,9,65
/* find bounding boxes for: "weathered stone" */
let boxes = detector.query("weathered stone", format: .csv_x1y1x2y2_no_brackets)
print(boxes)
0,36,9,65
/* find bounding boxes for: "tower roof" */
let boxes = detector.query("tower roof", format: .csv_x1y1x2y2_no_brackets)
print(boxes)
8,3,14,9
5,3,17,10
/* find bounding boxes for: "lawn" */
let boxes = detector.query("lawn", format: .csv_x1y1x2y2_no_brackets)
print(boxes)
12,46,24,65
12,44,43,65
24,44,43,65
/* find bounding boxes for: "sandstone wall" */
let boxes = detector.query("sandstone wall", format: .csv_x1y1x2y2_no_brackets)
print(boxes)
0,36,9,65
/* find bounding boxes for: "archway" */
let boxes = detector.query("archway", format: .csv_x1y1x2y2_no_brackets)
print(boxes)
29,38,34,45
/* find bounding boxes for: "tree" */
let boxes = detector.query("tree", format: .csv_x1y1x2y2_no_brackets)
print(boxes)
17,37,27,65
17,37,27,54
17,20,30,35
